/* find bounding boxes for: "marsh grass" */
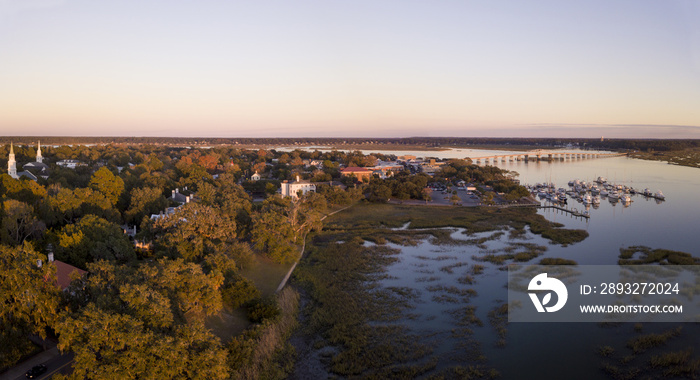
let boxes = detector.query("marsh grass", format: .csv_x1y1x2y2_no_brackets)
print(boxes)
539,258,578,265
619,246,700,265
475,243,547,265
325,203,589,246
649,348,699,378
488,303,509,347
291,203,584,378
626,327,683,354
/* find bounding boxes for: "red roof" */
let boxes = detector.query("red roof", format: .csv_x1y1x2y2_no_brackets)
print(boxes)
341,167,372,173
53,260,87,290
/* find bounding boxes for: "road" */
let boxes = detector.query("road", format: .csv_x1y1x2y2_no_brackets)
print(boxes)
7,352,73,380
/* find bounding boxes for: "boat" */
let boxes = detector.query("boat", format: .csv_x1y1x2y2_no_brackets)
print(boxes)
592,196,601,204
583,194,592,205
643,188,653,197
654,190,665,200
621,194,632,203
600,189,608,197
608,191,620,200
595,176,607,184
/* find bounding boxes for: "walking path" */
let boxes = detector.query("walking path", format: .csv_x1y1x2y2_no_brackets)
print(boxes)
275,204,353,293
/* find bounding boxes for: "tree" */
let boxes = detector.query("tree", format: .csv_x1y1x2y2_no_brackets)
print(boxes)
89,167,125,206
152,203,237,262
2,199,45,244
55,259,228,379
55,214,136,268
125,187,168,224
0,243,60,341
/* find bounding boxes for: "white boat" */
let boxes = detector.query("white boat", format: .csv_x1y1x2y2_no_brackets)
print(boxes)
590,185,600,195
592,196,601,204
621,194,632,203
608,191,620,200
643,188,653,197
595,176,607,184
583,194,592,205
600,189,609,197
654,190,665,200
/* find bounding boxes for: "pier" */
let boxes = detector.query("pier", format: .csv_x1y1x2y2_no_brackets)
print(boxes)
470,150,627,165
538,205,590,219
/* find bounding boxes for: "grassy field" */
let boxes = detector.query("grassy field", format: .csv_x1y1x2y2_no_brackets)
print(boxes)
240,256,295,297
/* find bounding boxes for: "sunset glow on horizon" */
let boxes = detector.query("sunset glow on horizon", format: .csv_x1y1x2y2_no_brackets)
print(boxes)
1,0,700,138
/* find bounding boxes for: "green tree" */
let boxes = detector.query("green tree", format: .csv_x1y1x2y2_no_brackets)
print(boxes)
152,203,237,262
125,187,168,224
2,199,45,244
0,243,60,352
56,214,136,268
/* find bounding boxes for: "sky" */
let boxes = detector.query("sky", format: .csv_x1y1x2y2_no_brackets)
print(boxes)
1,0,699,139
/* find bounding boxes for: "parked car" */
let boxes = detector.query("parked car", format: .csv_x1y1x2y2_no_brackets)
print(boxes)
25,364,47,379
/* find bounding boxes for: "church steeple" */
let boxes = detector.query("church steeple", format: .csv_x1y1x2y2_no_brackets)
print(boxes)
8,142,18,179
36,141,43,163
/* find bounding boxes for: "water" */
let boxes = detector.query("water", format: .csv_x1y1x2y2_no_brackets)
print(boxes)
292,146,700,378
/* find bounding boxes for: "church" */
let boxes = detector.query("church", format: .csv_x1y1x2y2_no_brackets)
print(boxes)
6,142,50,181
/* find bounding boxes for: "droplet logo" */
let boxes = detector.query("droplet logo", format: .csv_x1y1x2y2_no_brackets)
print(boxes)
528,273,568,313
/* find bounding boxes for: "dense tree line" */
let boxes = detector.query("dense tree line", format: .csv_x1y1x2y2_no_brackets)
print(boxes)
0,143,367,376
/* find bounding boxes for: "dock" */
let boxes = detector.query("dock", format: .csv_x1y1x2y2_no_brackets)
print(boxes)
537,205,590,219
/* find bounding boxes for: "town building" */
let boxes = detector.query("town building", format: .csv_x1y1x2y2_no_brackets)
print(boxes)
251,171,261,181
56,159,84,169
6,142,48,180
280,176,316,198
340,167,373,182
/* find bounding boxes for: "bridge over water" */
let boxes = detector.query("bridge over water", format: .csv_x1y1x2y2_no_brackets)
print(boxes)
469,150,626,164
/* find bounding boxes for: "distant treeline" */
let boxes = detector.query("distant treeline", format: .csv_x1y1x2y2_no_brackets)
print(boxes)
1,136,698,152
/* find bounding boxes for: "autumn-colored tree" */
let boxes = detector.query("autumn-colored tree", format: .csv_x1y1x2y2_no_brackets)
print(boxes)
89,167,125,206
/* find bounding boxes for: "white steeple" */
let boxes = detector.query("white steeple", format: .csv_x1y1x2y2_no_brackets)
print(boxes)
36,141,43,163
8,142,18,179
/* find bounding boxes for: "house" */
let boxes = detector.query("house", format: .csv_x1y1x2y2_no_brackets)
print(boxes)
171,188,193,204
41,253,86,291
251,171,261,181
150,207,179,220
56,159,85,169
340,167,373,182
280,176,316,198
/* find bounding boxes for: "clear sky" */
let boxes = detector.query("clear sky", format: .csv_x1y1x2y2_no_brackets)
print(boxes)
1,0,699,138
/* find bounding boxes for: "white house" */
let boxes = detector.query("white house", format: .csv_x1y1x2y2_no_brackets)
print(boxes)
56,159,84,169
251,171,261,181
280,176,316,198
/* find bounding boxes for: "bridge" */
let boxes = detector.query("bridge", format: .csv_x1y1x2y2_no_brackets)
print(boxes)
469,150,626,165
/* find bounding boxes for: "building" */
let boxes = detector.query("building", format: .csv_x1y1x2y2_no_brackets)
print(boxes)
171,188,193,204
251,171,261,181
6,142,47,180
280,176,316,198
7,142,17,178
340,167,373,182
36,140,43,163
40,252,86,291
56,159,84,169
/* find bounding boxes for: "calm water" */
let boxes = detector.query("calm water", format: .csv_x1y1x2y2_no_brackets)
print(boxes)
292,147,700,379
